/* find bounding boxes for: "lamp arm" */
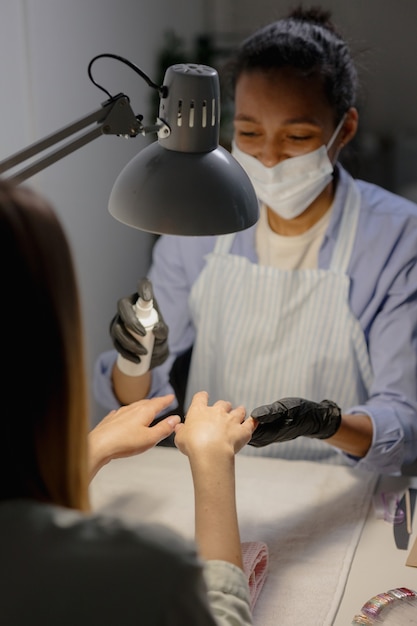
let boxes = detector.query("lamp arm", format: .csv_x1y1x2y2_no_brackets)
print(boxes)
0,93,168,184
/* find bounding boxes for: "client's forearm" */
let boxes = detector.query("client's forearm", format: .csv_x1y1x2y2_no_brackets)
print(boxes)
190,452,243,569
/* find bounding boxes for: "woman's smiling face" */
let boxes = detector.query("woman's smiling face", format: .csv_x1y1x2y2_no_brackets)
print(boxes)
233,67,344,167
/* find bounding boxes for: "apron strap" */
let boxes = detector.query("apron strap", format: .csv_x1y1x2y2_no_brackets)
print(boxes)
329,178,361,273
214,232,236,254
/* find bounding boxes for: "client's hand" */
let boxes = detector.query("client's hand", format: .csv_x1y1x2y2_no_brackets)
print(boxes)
88,394,180,479
248,397,341,447
174,391,256,458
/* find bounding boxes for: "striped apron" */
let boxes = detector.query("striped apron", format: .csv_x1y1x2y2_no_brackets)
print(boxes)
186,177,373,463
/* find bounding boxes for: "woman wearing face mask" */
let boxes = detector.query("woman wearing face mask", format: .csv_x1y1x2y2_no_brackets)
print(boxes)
94,6,417,475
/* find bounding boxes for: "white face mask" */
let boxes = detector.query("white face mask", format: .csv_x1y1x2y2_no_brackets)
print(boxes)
231,115,346,220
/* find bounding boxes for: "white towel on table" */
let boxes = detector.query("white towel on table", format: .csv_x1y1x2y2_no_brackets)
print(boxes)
90,448,379,626
233,455,378,626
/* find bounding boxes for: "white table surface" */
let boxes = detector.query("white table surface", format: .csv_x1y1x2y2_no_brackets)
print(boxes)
334,472,417,624
90,447,416,625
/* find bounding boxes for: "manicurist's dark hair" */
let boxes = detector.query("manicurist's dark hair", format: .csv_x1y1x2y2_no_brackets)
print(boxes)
222,5,358,120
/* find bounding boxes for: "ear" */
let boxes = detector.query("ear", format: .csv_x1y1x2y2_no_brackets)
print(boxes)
339,107,358,147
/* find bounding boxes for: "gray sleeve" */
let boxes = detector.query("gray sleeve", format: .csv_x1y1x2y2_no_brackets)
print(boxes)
203,560,253,626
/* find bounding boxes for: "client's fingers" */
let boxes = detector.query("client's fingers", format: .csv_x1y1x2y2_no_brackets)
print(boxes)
190,391,209,407
213,399,233,412
149,414,181,445
244,416,258,434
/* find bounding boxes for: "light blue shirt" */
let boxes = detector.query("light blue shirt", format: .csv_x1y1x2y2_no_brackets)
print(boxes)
94,166,417,475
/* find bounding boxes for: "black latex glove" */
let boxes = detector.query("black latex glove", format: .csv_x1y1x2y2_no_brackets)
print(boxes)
248,397,341,448
110,277,169,370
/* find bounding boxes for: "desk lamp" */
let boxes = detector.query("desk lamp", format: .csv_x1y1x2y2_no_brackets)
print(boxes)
0,54,258,236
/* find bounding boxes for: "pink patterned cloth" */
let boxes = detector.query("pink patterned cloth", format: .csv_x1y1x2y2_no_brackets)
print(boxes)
241,541,269,610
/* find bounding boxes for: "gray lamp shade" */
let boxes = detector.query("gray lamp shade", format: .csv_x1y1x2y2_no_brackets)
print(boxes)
108,63,259,236
108,140,259,235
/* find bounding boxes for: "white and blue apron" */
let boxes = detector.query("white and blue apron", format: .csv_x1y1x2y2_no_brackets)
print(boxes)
186,178,373,463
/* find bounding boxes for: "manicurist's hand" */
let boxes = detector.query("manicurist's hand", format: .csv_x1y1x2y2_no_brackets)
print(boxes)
110,277,170,406
88,394,180,480
110,277,169,369
249,397,342,447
